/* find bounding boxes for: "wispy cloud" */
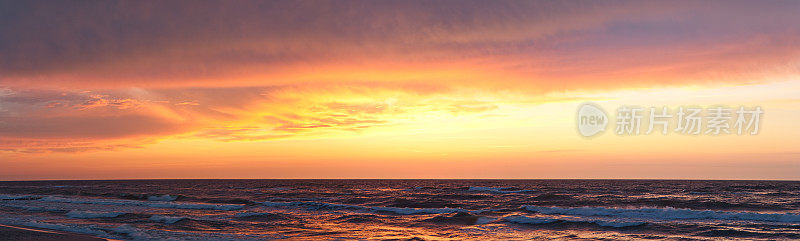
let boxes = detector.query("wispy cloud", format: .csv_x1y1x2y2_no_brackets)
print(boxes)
0,82,514,152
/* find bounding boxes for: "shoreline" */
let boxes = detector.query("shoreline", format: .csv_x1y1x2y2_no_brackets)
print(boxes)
0,223,110,241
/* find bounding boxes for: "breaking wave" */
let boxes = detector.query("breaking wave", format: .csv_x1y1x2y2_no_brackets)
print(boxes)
523,205,800,223
503,215,646,228
262,200,476,215
37,196,244,211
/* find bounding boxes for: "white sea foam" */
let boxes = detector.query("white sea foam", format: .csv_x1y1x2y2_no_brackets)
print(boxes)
65,210,125,219
37,196,243,210
523,205,800,223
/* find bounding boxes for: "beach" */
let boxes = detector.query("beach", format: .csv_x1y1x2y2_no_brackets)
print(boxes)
0,224,106,241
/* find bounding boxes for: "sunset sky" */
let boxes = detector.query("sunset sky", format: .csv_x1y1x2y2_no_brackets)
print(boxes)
1,0,799,180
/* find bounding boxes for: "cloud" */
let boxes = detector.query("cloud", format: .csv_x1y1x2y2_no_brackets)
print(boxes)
0,139,144,154
76,95,140,110
0,115,183,139
1,1,799,153
0,82,511,151
1,1,798,92
0,88,189,153
191,128,291,142
173,83,501,141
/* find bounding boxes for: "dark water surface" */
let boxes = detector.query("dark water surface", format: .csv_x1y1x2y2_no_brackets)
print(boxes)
1,179,798,240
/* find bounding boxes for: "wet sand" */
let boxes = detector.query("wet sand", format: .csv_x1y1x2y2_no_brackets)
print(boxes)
0,224,106,241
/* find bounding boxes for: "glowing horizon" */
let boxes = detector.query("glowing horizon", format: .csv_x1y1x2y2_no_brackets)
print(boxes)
1,0,799,180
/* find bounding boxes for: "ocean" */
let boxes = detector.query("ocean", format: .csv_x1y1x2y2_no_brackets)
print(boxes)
0,179,798,240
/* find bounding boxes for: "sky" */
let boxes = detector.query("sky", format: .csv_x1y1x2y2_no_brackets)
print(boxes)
1,0,799,180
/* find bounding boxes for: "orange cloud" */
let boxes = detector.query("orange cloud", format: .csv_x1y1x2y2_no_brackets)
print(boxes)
0,1,798,181
0,82,509,152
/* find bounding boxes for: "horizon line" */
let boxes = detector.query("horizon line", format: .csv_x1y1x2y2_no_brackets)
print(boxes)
2,178,798,182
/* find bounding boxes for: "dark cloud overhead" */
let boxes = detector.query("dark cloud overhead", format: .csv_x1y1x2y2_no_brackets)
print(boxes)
2,0,798,88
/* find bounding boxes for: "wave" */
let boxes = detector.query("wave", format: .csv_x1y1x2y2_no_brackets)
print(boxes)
195,197,256,205
0,194,40,200
108,224,152,240
105,193,181,201
425,212,496,225
262,200,476,215
692,228,800,239
523,205,800,223
530,193,575,201
503,215,646,228
106,193,258,205
372,206,471,215
149,214,186,224
263,200,361,210
333,214,382,223
503,215,558,225
21,206,66,212
386,198,462,208
0,203,66,212
7,221,152,240
618,198,791,211
18,221,116,238
65,210,126,219
37,196,244,210
234,212,289,221
118,193,256,205
467,187,535,194
147,195,178,201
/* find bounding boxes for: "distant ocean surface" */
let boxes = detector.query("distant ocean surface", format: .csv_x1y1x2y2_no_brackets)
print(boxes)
0,179,799,240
